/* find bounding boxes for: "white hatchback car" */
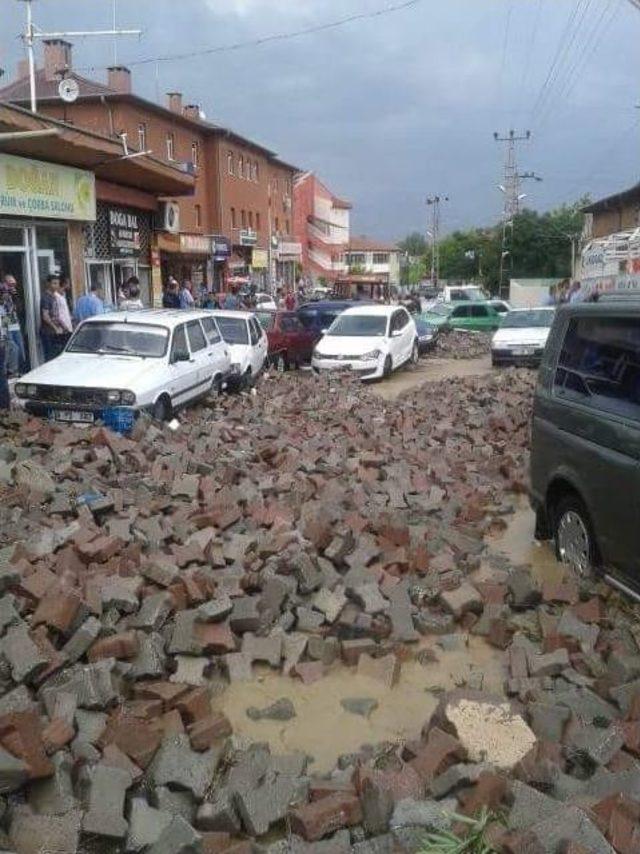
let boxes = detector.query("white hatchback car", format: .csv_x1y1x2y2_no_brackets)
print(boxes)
255,292,277,311
491,306,556,367
311,305,418,380
208,310,268,387
15,310,231,423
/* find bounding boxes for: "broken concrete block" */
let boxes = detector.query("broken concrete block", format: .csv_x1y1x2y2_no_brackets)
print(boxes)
131,592,173,632
197,595,233,623
170,656,209,687
196,789,241,834
357,653,401,688
61,616,102,663
81,764,132,839
130,631,166,680
439,583,483,618
507,569,542,610
225,652,253,683
126,797,173,852
0,746,29,794
10,806,82,854
150,734,222,800
242,633,282,668
313,587,348,623
2,623,48,684
352,583,388,615
28,752,76,816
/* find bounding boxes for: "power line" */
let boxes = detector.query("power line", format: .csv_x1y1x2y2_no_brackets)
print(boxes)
76,0,425,72
519,0,543,102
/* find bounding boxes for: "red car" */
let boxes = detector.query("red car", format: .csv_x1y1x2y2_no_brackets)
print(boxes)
256,310,316,371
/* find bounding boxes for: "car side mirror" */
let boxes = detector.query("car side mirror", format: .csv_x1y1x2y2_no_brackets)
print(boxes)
171,349,190,364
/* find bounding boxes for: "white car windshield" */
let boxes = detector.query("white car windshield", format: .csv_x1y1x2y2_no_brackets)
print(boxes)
501,310,555,329
67,322,169,357
216,316,249,344
328,315,388,337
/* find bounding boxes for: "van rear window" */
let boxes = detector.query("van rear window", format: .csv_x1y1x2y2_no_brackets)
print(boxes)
554,316,640,421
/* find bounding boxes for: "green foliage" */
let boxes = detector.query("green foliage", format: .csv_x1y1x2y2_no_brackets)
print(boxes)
401,199,588,295
399,231,428,257
418,808,503,854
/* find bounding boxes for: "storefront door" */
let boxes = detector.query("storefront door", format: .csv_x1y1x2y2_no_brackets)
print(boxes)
0,224,38,370
85,261,114,307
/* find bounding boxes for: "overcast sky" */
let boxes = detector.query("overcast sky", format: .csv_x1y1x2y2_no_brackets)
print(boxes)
2,0,640,240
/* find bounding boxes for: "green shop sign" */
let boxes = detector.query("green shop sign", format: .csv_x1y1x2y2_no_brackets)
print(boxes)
0,153,96,221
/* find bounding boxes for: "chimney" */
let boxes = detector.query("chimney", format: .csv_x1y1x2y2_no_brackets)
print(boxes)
167,92,182,113
43,39,72,82
107,66,132,94
183,104,200,121
17,59,29,80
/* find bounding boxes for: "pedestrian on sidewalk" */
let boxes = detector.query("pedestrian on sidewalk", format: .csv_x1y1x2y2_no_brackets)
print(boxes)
0,307,11,411
0,275,27,375
40,274,68,361
180,280,195,310
53,277,73,350
119,282,144,311
163,278,181,309
74,283,105,324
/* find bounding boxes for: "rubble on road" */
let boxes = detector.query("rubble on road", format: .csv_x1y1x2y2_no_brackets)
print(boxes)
434,330,493,360
0,369,639,852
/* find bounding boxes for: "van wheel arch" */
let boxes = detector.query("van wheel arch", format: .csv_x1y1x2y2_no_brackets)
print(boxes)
546,479,601,571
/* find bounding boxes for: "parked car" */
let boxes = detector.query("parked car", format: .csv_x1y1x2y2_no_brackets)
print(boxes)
489,299,512,315
297,300,371,342
14,310,231,423
447,301,502,332
312,305,418,380
530,299,640,592
256,310,316,370
255,292,277,310
414,317,438,354
439,285,486,303
419,303,455,331
491,307,555,367
208,310,268,387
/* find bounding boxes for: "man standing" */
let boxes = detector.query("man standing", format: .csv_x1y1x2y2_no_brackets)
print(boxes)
53,276,73,349
119,283,144,311
40,274,67,361
163,278,181,309
0,275,26,375
0,312,9,412
180,280,195,310
74,283,105,323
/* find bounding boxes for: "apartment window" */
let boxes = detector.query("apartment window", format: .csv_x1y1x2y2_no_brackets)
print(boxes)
256,212,261,231
347,253,366,266
138,123,146,151
191,141,199,168
373,253,390,264
231,207,236,228
246,159,252,181
195,205,202,229
248,211,254,229
241,210,247,228
275,217,280,233
238,156,244,179
285,220,290,235
253,162,259,183
227,151,234,176
166,133,175,161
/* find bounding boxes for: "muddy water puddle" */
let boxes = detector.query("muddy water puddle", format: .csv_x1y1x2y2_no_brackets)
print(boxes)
215,498,558,773
486,495,562,586
217,637,505,774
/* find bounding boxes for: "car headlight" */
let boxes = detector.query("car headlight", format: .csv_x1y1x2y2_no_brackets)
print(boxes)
107,390,122,404
360,349,382,360
15,383,27,398
121,390,136,406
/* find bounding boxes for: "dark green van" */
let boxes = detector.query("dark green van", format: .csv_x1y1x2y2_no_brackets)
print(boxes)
530,299,640,595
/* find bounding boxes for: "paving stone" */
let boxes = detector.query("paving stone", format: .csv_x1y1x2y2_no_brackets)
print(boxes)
0,685,36,716
431,762,493,798
387,582,419,643
131,592,174,631
171,655,209,686
197,595,234,623
341,698,378,718
146,814,202,854
81,764,132,839
61,616,102,663
247,698,296,721
0,746,28,793
557,611,599,648
288,792,363,842
352,583,388,615
507,569,542,610
390,797,454,830
150,734,222,799
569,723,625,766
527,702,571,742
242,633,282,668
361,776,394,836
230,597,263,634
307,636,339,665
40,659,118,710
313,587,348,623
235,776,308,836
527,648,571,677
28,751,76,816
126,797,173,852
151,786,198,823
131,631,167,679
0,594,20,635
196,789,241,834
357,653,401,688
75,709,107,744
225,652,253,682
439,583,483,618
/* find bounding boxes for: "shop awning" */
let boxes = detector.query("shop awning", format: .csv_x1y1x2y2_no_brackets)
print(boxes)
0,103,194,198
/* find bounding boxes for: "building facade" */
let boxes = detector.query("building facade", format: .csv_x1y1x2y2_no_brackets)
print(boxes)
579,184,640,294
0,102,193,368
293,172,351,284
344,237,402,288
0,39,300,295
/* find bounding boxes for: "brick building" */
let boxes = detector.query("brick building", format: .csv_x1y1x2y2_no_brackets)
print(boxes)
293,172,351,285
0,39,300,297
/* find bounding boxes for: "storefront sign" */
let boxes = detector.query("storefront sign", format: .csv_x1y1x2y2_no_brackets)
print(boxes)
212,235,231,261
180,234,210,254
0,152,96,221
252,249,269,269
109,206,141,257
277,241,302,259
240,229,257,247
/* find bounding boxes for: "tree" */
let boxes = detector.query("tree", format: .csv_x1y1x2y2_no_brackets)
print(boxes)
398,232,427,258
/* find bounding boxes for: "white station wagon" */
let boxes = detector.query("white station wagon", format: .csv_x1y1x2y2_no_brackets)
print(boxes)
207,310,268,388
15,310,231,423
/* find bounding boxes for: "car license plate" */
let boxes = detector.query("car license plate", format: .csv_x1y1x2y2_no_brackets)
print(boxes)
512,347,534,356
53,410,95,424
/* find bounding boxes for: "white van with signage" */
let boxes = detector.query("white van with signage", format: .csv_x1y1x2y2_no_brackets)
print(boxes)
14,310,231,423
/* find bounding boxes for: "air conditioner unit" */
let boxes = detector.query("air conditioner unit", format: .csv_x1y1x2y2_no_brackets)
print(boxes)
161,202,180,233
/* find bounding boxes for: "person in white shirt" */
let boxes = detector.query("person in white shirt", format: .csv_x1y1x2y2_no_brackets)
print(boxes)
119,283,144,311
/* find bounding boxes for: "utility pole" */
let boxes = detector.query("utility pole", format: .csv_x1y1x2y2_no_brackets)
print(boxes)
493,130,541,298
426,195,448,286
17,0,141,113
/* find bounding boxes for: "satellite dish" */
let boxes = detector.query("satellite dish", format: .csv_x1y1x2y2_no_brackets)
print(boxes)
59,78,79,103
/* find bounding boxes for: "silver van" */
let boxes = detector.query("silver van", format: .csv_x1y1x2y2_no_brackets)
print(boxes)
530,299,640,596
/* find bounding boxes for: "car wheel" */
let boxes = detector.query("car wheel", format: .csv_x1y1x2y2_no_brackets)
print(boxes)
553,494,598,579
410,340,419,365
152,395,172,422
209,375,223,397
275,353,288,373
243,368,253,389
383,355,393,378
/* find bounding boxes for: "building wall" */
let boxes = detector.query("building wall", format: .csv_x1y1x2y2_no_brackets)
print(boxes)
591,200,640,238
293,173,350,281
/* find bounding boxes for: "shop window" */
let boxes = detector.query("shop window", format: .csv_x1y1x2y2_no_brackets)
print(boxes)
227,151,234,176
166,133,175,161
138,123,147,151
191,141,199,168
195,205,202,229
238,156,244,179
231,207,236,228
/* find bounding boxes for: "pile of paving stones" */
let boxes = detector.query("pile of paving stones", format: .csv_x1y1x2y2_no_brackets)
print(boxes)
434,330,492,360
0,369,636,852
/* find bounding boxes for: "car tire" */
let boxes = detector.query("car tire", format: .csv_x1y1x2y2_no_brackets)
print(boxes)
243,368,253,389
275,353,288,373
383,355,393,378
552,493,598,580
410,340,419,366
153,395,172,422
210,375,223,397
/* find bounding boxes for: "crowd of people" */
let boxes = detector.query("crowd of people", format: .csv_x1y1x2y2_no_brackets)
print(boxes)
161,276,300,311
543,279,599,306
